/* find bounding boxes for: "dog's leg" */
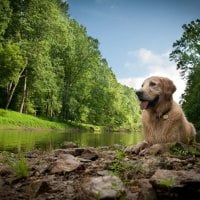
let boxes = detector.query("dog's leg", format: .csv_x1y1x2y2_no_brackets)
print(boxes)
139,143,168,155
124,141,149,154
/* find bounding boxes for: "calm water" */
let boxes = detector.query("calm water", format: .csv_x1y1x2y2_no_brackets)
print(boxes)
0,130,143,152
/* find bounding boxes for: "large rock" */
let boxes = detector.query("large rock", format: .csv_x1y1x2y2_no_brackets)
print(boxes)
82,175,125,199
48,154,81,174
150,169,200,199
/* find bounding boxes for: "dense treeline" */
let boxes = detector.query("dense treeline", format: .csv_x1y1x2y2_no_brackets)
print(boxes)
0,0,140,129
170,19,200,130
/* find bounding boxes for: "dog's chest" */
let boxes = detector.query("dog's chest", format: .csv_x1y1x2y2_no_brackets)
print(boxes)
142,112,170,130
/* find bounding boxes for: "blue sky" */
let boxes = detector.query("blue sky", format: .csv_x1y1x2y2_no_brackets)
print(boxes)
67,0,200,102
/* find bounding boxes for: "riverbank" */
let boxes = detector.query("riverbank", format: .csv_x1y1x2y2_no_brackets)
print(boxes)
0,109,132,132
0,109,68,129
0,109,103,132
0,142,200,199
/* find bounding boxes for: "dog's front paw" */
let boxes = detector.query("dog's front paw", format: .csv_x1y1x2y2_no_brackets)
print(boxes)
124,141,148,154
139,143,167,156
124,145,140,154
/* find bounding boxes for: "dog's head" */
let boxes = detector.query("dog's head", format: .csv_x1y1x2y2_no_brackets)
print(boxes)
136,76,176,110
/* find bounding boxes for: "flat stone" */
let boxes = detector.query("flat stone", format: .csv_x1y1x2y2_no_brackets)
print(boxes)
151,169,200,187
48,154,81,174
82,175,125,199
150,169,200,199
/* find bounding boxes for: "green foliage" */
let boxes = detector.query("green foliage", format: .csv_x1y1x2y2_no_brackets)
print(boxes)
0,42,26,86
0,0,140,130
159,177,175,188
168,143,200,157
170,19,200,130
169,144,189,157
109,158,133,176
0,0,12,37
109,149,144,180
181,65,200,130
1,152,29,178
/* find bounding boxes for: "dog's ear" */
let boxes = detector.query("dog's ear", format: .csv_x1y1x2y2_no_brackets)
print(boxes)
162,78,176,99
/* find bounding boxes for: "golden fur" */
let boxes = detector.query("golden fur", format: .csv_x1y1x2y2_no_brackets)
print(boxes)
125,76,196,154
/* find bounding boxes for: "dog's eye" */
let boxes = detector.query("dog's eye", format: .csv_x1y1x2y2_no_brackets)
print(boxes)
150,81,156,87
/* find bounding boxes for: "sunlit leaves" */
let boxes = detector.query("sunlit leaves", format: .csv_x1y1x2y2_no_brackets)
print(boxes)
0,42,26,86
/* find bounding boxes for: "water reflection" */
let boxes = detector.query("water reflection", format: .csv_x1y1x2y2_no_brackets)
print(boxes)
0,130,143,152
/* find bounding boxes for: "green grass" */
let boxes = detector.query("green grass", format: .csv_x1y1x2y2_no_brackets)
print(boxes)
1,152,29,178
0,109,69,129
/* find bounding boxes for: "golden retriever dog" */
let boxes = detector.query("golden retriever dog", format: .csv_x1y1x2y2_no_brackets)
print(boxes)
125,76,196,154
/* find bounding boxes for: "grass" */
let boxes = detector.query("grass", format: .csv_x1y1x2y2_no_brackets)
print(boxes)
0,109,107,132
168,142,200,157
0,109,69,129
109,149,144,180
1,152,29,178
0,108,140,132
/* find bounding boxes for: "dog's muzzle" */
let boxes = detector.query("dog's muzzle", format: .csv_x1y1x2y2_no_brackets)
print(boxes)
136,90,159,110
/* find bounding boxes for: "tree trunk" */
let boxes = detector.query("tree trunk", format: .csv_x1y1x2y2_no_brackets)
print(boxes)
5,83,17,109
5,68,25,110
20,70,27,113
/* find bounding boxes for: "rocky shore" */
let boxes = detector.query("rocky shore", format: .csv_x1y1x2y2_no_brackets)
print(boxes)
0,142,200,200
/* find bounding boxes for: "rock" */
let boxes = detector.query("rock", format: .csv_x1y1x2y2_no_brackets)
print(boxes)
0,177,4,187
54,148,85,157
82,175,125,199
150,169,200,199
51,180,76,199
32,161,49,176
28,179,51,198
126,192,139,200
97,170,110,176
1,144,200,200
140,156,162,176
79,149,98,161
48,154,81,174
0,166,13,176
137,179,157,200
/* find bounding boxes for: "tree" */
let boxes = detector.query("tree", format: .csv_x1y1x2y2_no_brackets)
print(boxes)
0,42,26,109
0,0,141,130
170,19,200,129
60,20,100,120
1,0,71,114
0,0,12,39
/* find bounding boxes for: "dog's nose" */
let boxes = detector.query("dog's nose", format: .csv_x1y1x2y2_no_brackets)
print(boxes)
136,90,143,98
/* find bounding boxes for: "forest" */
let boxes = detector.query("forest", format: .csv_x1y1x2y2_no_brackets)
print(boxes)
0,0,200,131
0,0,140,130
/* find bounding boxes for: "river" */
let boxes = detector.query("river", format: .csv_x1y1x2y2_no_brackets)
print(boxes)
0,130,143,152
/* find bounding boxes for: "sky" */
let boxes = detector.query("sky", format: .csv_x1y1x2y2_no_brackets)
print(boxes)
67,0,200,102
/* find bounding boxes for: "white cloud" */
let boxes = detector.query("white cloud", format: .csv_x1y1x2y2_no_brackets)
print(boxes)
119,48,185,103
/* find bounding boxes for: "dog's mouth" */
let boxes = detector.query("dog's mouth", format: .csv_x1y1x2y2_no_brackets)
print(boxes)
139,96,159,110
